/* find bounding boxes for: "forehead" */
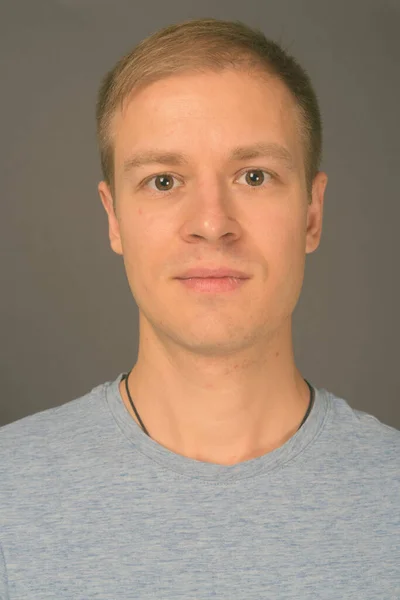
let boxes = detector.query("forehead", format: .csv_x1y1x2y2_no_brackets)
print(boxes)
112,69,303,167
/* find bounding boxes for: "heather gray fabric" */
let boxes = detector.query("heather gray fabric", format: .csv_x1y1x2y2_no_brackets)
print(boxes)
0,372,399,599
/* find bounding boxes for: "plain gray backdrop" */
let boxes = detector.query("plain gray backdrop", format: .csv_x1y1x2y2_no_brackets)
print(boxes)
1,0,399,428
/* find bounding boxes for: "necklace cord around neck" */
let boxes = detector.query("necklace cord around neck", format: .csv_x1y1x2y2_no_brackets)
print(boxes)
122,369,315,439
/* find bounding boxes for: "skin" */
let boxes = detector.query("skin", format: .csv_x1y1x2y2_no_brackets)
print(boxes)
98,68,328,466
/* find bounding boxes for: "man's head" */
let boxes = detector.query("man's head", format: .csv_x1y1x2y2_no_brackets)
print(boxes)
97,18,323,205
97,18,327,357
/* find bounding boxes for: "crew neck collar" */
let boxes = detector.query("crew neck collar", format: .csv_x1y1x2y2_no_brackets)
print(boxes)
104,372,331,482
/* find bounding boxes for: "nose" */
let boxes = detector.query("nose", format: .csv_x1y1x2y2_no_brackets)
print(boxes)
179,178,242,245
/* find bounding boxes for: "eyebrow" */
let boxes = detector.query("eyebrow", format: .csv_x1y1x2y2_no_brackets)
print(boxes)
122,142,296,173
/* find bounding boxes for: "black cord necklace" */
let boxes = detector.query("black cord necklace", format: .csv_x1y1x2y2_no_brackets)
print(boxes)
122,369,315,439
123,369,151,437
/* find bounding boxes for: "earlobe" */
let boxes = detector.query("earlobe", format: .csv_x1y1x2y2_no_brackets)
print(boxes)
98,181,123,256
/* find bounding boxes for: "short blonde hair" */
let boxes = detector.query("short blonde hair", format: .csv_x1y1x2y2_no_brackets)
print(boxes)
96,18,322,200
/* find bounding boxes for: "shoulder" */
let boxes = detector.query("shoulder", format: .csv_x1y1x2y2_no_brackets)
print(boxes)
321,386,400,476
0,379,110,485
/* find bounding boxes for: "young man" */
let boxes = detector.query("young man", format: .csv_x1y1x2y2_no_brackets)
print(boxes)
1,18,399,599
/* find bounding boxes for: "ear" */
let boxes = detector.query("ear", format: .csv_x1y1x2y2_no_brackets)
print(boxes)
98,181,123,256
305,171,328,254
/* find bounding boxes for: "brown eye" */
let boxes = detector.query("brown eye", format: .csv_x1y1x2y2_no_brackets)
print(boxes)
147,174,177,191
155,174,174,190
245,170,266,186
237,169,271,187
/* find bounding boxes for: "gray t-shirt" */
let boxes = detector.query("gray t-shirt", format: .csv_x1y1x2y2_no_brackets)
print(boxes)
0,372,399,599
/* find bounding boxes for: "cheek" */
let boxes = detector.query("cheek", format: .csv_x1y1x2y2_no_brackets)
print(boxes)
256,207,306,306
256,203,305,262
119,210,171,288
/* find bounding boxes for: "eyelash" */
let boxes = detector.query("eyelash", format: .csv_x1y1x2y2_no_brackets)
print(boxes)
140,169,276,194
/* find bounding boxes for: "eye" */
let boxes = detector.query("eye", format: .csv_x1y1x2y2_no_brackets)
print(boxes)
145,173,182,192
236,169,272,187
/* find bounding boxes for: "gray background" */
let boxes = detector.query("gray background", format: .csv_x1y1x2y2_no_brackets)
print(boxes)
1,0,399,428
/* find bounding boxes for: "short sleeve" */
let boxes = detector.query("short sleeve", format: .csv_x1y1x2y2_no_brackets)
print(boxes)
0,541,9,600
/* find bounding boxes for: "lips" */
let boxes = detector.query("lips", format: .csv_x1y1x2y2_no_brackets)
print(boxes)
177,267,250,279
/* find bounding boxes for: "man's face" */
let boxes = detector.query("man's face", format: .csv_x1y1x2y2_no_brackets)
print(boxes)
99,69,326,355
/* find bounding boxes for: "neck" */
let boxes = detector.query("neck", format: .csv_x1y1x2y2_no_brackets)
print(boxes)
119,319,311,466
